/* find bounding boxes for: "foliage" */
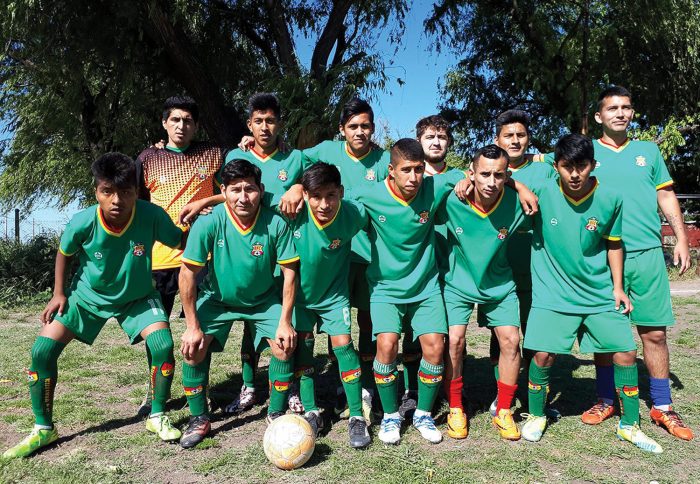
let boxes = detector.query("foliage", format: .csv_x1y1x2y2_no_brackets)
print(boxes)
0,235,57,307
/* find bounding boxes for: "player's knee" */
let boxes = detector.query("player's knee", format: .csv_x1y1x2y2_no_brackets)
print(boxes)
641,329,667,348
499,332,521,356
615,350,637,366
421,337,444,361
270,345,292,361
533,351,553,367
376,335,399,360
448,334,465,356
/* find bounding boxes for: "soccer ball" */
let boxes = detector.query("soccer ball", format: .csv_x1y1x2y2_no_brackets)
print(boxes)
263,414,315,470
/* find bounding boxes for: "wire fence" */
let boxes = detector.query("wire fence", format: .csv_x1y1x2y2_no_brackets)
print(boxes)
0,210,67,242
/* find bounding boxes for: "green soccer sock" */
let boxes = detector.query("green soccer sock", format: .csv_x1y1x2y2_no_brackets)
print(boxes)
528,360,550,418
295,337,317,412
268,356,293,414
615,362,640,426
144,344,153,406
29,336,66,427
417,358,444,412
145,328,175,415
374,359,399,414
182,353,211,417
240,326,258,389
358,330,376,392
402,337,421,393
333,342,363,417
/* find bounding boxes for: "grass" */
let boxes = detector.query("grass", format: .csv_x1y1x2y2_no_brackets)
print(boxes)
1,296,699,483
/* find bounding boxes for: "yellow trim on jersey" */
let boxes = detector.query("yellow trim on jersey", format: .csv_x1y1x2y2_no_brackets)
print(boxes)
58,247,76,257
344,142,372,162
656,180,674,190
466,189,504,218
385,178,416,206
560,177,599,206
596,138,630,153
251,147,279,163
309,200,341,230
509,159,532,172
225,204,260,235
181,257,206,267
602,235,622,241
97,206,135,237
278,255,300,265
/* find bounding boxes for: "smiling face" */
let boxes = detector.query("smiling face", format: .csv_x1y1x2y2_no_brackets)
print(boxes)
495,122,529,164
595,95,634,137
95,180,137,226
339,112,374,154
223,177,263,224
162,108,198,148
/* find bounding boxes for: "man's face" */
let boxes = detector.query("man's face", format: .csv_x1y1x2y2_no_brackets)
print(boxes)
469,155,508,202
304,184,343,224
223,177,262,221
95,180,137,223
162,108,197,147
595,95,634,135
247,109,280,150
419,127,450,164
389,157,425,199
339,112,374,153
495,123,529,162
555,158,595,193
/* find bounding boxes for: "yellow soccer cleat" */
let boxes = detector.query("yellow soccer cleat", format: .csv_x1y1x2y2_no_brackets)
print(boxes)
3,427,59,459
447,407,468,439
492,408,521,441
616,423,663,454
146,414,182,442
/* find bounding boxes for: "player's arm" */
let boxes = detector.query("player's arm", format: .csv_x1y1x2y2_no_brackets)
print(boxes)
276,261,298,353
178,262,205,360
135,154,151,201
41,251,71,325
278,184,305,219
606,239,632,314
179,193,225,225
657,187,691,274
506,178,539,215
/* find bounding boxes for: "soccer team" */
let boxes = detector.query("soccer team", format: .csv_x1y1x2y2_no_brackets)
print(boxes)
3,85,694,459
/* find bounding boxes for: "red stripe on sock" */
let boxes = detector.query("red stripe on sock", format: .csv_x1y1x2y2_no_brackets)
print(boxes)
496,380,517,413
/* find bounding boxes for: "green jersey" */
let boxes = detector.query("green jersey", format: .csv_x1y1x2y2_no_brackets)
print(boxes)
350,170,465,303
427,165,459,279
182,203,299,308
59,200,182,308
290,200,367,310
303,140,390,263
222,147,306,200
530,177,623,313
437,186,527,303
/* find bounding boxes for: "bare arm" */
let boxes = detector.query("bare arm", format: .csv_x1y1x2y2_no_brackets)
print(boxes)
279,184,305,219
607,239,632,314
178,262,205,359
178,194,225,225
41,251,71,324
275,261,298,353
657,187,691,274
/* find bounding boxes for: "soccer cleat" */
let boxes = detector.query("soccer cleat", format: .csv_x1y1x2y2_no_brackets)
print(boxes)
650,407,694,441
378,416,402,445
146,414,181,441
224,385,256,414
304,411,323,438
266,411,285,424
3,427,59,458
581,400,615,425
398,390,418,420
616,423,663,453
413,414,443,444
492,408,521,441
348,416,371,449
446,407,468,439
180,415,211,449
521,414,547,442
288,389,305,415
489,398,498,417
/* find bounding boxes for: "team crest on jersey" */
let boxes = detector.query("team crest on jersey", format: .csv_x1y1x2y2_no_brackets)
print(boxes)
273,380,290,392
418,210,430,224
161,362,174,377
251,242,264,257
497,227,509,240
132,242,145,257
456,227,463,235
184,385,203,396
585,217,599,232
374,372,397,385
341,368,361,383
26,370,38,383
528,381,542,391
418,370,442,385
196,165,208,180
329,238,341,249
365,169,376,181
635,156,646,167
378,215,387,223
278,169,288,182
94,251,103,260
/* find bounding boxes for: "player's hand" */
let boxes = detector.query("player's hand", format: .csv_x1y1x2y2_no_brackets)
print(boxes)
180,327,205,360
238,136,255,151
41,294,67,325
518,186,539,215
614,288,633,314
454,178,473,200
179,201,205,225
152,139,166,149
199,206,213,216
674,241,692,275
275,322,297,354
279,185,305,219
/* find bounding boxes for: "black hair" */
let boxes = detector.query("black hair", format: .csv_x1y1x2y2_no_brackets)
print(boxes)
92,152,137,189
415,115,453,145
221,159,263,188
162,96,199,123
597,85,633,111
301,162,341,192
471,144,509,168
391,138,424,165
248,92,281,119
495,109,531,135
340,97,374,126
554,133,595,166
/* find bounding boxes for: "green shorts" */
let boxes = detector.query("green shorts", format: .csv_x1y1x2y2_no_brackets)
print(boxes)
371,293,447,341
523,307,637,354
625,247,675,327
444,290,520,328
294,304,352,336
349,262,370,311
196,293,280,352
54,290,167,345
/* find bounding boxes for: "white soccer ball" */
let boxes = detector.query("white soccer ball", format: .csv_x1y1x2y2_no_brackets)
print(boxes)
263,414,315,470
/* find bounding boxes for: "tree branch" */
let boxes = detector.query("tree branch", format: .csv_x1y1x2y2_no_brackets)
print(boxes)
310,0,354,81
264,0,300,76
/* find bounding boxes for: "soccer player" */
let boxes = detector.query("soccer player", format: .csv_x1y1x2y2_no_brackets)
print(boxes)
289,162,371,448
177,159,299,449
3,153,185,459
577,86,693,440
520,133,663,453
438,144,529,441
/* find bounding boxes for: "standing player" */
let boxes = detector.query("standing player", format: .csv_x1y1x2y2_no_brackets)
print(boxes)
4,153,185,458
579,86,693,439
437,145,528,441
177,159,299,449
521,134,662,453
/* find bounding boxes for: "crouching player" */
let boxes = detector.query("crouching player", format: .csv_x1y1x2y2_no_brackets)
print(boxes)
4,153,185,458
290,162,371,448
178,159,299,449
521,134,662,453
437,145,528,440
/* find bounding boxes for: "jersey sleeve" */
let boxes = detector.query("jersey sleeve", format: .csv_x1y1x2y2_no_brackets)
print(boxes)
543,152,555,166
344,199,369,233
375,151,391,181
153,205,184,248
651,145,673,190
301,140,330,166
58,212,91,257
602,196,623,241
273,216,300,265
135,149,152,201
181,214,215,266
434,169,467,201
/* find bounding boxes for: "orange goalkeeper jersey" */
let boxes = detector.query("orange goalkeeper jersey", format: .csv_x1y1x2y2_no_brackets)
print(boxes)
136,142,223,270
